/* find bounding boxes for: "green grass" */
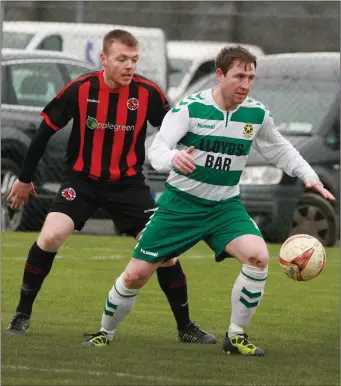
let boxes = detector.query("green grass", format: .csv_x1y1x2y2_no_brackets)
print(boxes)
1,232,340,385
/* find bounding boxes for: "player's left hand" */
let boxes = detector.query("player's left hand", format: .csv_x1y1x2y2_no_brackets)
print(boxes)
304,180,335,200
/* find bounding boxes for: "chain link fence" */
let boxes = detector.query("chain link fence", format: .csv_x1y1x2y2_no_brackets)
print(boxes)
1,1,340,245
3,1,340,53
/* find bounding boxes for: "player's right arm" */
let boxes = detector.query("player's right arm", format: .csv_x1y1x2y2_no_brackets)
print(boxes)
7,82,78,209
148,105,196,175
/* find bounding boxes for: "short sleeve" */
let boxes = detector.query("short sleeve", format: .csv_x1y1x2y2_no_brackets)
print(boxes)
147,85,170,127
41,82,79,130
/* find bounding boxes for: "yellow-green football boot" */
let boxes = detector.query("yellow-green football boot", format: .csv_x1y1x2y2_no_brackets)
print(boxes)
223,333,264,356
82,331,110,347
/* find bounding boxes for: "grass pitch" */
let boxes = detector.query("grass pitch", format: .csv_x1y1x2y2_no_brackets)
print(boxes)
1,232,340,385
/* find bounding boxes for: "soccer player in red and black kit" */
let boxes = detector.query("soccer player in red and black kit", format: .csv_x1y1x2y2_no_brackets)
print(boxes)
6,29,216,345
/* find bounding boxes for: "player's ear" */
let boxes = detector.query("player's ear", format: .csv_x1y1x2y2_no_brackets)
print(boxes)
216,68,225,83
100,53,107,67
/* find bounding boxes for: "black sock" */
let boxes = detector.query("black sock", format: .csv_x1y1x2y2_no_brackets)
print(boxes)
156,260,191,331
16,242,56,315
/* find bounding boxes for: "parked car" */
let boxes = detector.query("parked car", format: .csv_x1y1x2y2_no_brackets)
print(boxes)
3,21,168,92
144,52,340,246
167,40,265,103
1,49,95,231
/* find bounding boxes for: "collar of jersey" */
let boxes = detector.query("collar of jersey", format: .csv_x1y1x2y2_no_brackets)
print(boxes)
205,87,241,114
99,70,130,93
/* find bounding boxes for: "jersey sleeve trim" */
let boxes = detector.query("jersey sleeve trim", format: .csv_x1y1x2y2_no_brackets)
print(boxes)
40,112,61,131
56,71,98,99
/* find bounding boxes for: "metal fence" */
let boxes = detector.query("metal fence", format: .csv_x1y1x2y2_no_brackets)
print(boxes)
1,1,340,245
3,1,340,53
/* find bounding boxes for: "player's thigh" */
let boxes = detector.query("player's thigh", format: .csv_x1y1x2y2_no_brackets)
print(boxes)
49,176,100,231
103,181,155,238
133,207,204,264
205,199,264,261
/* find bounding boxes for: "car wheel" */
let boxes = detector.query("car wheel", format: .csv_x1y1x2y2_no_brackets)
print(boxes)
1,158,25,231
289,192,338,246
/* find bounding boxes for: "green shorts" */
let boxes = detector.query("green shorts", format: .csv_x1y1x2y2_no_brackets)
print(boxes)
133,189,263,263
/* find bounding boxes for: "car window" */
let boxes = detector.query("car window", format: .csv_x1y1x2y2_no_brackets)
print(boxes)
326,115,340,150
37,35,63,51
63,63,92,80
169,58,192,88
249,79,339,134
2,32,34,49
188,60,216,87
8,62,65,107
1,65,9,103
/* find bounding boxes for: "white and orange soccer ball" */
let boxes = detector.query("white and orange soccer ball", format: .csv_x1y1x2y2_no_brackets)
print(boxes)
279,234,326,281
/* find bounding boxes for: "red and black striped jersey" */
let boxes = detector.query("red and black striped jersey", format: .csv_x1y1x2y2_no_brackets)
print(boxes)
41,70,170,181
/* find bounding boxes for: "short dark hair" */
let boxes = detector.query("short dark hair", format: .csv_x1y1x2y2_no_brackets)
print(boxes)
215,45,257,75
103,29,139,54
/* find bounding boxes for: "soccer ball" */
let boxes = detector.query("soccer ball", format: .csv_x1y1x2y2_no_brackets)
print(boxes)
279,234,326,281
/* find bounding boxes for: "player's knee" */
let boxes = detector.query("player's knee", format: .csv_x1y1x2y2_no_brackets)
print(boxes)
38,230,65,251
123,269,150,289
247,253,269,269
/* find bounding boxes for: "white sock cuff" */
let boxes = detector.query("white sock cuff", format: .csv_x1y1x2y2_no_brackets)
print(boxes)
241,264,268,281
114,274,139,297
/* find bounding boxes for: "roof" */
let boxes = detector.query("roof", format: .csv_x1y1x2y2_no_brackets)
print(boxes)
179,51,340,102
3,21,164,38
167,40,265,60
256,52,340,81
1,48,91,64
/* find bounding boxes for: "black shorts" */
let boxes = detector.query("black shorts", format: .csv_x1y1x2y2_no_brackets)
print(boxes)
49,174,155,237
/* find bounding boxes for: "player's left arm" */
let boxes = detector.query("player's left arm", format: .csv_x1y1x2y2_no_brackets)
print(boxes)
253,110,335,200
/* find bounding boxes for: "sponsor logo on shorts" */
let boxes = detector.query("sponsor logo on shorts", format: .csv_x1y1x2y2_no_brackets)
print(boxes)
61,187,76,201
140,248,158,257
143,208,156,214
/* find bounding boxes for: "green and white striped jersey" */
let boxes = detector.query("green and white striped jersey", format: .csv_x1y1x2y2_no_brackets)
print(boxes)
148,88,319,204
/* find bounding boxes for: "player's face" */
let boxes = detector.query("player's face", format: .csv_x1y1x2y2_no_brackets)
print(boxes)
101,41,139,88
216,60,256,107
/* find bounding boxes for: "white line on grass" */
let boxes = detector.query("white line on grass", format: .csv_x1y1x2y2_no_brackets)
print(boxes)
2,253,340,267
0,254,312,261
90,255,124,260
2,364,227,385
76,247,133,252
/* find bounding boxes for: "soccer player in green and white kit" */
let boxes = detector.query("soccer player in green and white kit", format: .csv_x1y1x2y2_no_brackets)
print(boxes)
83,46,335,355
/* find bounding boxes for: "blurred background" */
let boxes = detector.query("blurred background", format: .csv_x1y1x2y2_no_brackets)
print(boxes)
3,1,340,53
1,1,340,245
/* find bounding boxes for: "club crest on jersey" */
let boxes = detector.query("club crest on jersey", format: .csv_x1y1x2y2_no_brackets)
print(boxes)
61,187,76,201
243,123,253,138
127,98,139,110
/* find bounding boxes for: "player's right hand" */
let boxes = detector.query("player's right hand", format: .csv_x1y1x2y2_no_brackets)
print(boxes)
7,179,37,210
171,146,196,175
